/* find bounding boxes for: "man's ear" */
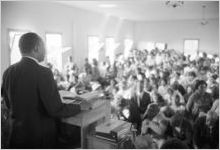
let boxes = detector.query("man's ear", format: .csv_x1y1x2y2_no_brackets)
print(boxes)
33,45,39,53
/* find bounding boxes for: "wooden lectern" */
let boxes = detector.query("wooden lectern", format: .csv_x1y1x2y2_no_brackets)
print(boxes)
62,100,111,148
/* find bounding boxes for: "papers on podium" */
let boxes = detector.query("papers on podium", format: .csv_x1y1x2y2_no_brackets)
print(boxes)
59,90,105,109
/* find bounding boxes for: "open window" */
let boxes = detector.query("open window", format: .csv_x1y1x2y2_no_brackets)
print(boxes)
184,39,199,56
105,37,119,64
46,33,62,71
88,36,104,63
124,39,133,58
155,42,166,51
9,30,28,65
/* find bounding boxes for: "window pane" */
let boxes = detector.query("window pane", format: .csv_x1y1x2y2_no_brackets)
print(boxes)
124,39,133,58
105,38,119,64
146,42,155,52
184,39,199,61
46,33,62,71
184,40,199,55
155,42,166,50
88,36,103,63
9,31,27,65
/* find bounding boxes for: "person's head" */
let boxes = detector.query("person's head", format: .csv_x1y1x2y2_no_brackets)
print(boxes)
68,56,73,62
53,69,59,76
160,106,175,118
174,94,181,106
188,71,196,81
206,110,218,127
46,62,53,70
195,80,207,94
85,58,89,63
200,66,208,75
160,138,188,149
160,78,168,86
19,32,45,62
92,58,98,66
210,74,218,83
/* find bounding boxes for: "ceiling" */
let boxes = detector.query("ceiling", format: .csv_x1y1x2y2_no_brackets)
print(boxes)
58,1,219,21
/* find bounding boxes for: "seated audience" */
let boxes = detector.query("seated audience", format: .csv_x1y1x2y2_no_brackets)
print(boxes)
23,48,218,149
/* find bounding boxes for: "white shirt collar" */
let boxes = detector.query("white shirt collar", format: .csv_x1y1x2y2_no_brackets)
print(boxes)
23,56,39,64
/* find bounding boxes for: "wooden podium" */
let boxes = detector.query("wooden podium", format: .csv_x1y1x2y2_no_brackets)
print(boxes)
62,100,111,148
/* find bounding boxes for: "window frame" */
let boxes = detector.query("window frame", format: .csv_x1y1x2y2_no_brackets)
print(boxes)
87,35,102,63
124,38,134,58
7,28,30,65
45,32,63,71
183,38,200,54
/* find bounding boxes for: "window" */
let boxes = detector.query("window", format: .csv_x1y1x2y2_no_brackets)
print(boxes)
88,36,103,63
124,39,133,58
184,39,199,55
9,30,28,65
155,42,166,51
146,42,155,52
105,38,119,64
46,33,62,71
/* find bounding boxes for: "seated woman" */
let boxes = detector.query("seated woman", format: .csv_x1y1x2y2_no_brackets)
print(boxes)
141,103,169,138
151,91,166,107
186,80,213,120
167,87,185,107
170,94,185,113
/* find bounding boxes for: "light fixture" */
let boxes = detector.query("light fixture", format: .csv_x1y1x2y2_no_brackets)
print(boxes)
201,5,208,26
98,4,117,8
165,1,184,8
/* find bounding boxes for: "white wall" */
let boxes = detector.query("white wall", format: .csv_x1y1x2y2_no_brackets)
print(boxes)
1,1,219,77
1,1,135,75
134,19,219,54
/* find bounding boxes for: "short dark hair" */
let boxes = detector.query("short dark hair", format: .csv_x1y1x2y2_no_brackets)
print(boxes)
188,71,196,78
19,32,41,54
194,80,207,91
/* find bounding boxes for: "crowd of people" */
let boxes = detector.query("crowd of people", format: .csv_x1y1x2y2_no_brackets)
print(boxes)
49,48,219,149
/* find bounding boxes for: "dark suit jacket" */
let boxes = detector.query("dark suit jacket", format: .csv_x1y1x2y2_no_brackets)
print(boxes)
1,57,81,148
128,92,151,125
193,116,219,149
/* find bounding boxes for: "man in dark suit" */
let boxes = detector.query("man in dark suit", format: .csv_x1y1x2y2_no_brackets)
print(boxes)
128,81,152,133
1,32,88,148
